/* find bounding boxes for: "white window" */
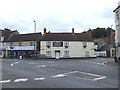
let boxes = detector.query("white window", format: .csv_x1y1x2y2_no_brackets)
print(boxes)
1,37,4,41
116,11,119,20
82,42,87,47
46,41,51,46
85,51,90,57
2,43,5,47
64,41,69,46
64,51,69,56
46,51,51,56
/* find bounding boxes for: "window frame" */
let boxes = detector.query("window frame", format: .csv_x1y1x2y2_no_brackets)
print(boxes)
46,51,52,56
82,42,87,47
46,41,51,46
64,41,69,46
64,51,70,56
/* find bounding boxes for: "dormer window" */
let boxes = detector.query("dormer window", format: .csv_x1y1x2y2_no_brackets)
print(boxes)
46,41,51,48
82,42,87,48
64,41,69,48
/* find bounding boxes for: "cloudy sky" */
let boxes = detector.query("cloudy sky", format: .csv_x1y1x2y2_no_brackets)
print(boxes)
0,0,119,34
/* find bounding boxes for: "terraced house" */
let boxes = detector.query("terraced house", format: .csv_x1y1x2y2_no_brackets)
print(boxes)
40,28,96,59
3,32,42,59
0,28,19,58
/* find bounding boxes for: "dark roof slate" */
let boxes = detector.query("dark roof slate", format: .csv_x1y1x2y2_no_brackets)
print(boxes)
41,32,93,42
4,32,42,42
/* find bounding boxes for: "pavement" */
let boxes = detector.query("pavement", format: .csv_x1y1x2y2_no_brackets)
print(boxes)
0,57,119,88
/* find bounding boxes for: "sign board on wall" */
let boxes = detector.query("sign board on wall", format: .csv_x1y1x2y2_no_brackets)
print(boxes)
53,42,63,47
6,46,36,50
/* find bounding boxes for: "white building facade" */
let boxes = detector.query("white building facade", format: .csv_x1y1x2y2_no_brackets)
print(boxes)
41,41,96,59
40,28,96,59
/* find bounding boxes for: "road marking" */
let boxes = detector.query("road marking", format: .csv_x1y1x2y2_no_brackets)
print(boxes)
93,76,106,81
11,62,19,66
29,62,38,64
52,71,106,81
36,65,46,67
14,78,28,83
48,61,54,63
49,65,54,66
0,79,11,83
34,78,45,81
52,74,66,78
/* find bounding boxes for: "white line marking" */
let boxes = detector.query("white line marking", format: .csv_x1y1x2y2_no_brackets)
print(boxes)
0,79,11,83
29,62,38,64
11,64,14,66
97,63,102,65
14,78,28,83
49,65,54,66
93,76,106,81
52,71,106,81
52,74,66,78
11,62,19,66
34,78,45,81
36,65,46,67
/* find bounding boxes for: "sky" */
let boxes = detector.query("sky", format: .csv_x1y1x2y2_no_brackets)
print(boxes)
0,0,120,34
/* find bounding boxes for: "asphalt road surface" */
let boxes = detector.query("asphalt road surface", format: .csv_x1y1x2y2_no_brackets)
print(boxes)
0,58,119,88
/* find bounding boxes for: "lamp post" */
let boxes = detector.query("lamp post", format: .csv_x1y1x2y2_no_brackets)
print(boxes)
33,20,36,51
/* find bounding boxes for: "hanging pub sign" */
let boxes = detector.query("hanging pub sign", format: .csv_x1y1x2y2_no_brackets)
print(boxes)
53,42,63,47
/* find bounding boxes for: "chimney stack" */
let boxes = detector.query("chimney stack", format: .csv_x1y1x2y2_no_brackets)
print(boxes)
72,28,74,34
44,27,46,34
88,28,92,36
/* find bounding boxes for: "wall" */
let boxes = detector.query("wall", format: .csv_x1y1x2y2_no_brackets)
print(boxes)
40,41,96,58
6,41,36,47
114,7,120,43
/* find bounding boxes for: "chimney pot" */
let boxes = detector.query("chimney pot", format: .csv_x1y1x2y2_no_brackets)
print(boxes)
72,28,74,34
44,28,46,34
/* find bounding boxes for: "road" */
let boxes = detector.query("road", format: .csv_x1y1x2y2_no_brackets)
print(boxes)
0,58,119,88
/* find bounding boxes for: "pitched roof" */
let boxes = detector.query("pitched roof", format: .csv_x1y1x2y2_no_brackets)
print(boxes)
113,5,120,12
41,32,93,42
1,29,19,41
4,32,42,42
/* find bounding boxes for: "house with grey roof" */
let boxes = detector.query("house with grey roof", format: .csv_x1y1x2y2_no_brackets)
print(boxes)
3,32,42,59
40,28,96,59
0,28,19,58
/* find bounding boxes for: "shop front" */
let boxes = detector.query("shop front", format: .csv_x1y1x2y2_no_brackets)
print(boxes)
6,46,36,59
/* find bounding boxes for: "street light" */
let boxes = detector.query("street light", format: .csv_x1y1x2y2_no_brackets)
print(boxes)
33,20,37,59
33,20,36,33
33,20,36,51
